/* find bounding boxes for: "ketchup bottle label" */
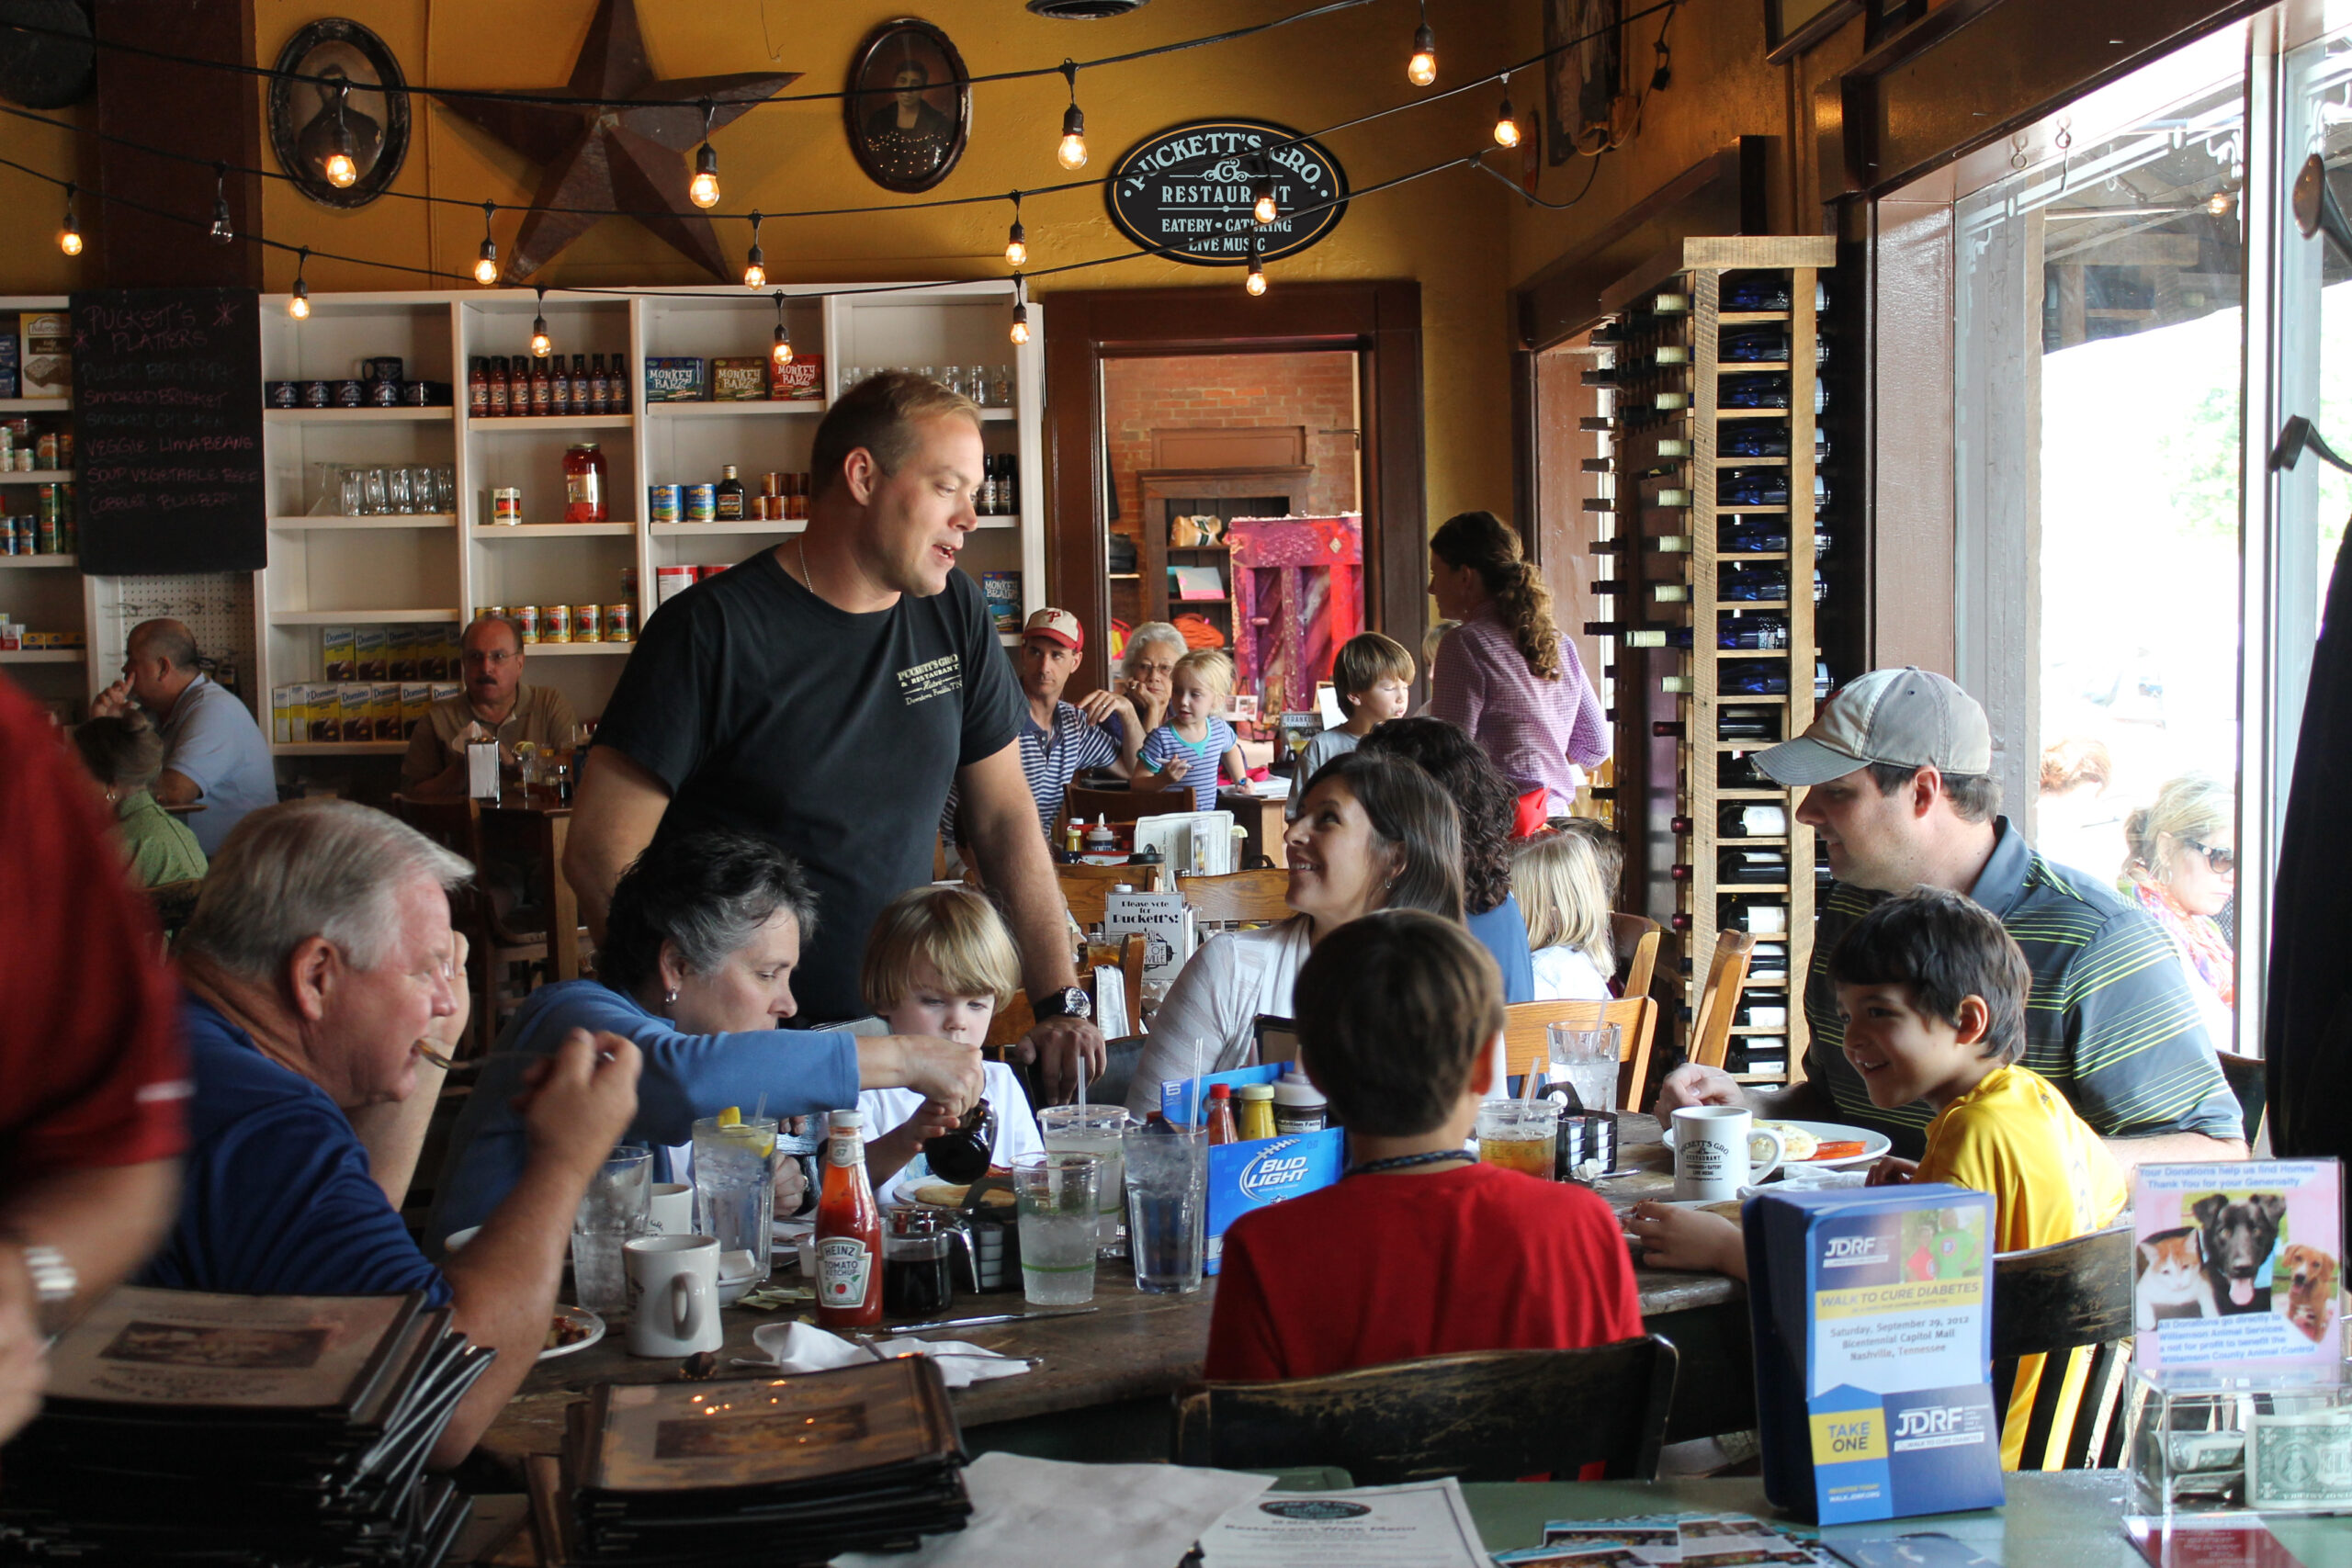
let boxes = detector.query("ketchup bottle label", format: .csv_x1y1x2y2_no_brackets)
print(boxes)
815,1236,874,1307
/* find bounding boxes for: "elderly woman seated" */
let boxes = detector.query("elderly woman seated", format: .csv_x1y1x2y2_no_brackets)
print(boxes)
1125,750,1469,1116
429,829,982,1247
73,711,206,888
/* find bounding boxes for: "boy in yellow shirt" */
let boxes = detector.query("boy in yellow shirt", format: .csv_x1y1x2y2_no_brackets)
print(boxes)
1629,886,2126,1469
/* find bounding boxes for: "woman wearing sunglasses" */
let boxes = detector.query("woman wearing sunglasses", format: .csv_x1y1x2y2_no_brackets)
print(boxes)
2120,773,2236,1043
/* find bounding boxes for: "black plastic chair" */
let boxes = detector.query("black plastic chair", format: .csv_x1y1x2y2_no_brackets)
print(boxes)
1172,1336,1679,1483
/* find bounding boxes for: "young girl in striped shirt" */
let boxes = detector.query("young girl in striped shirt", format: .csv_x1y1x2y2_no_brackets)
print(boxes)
1136,649,1248,813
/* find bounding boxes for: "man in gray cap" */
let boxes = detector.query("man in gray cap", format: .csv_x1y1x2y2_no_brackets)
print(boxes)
1657,666,2243,1167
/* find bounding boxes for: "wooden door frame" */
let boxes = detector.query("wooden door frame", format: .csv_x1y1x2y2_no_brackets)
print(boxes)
1041,282,1426,694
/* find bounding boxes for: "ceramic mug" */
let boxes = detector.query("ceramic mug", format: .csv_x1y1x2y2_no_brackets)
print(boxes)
646,1182,694,1237
1670,1105,1785,1201
623,1234,723,1357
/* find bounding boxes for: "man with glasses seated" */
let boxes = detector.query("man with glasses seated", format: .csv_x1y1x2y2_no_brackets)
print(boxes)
400,614,580,801
1656,667,2245,1171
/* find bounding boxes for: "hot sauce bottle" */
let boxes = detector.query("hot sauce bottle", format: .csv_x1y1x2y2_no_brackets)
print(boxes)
814,1110,884,1329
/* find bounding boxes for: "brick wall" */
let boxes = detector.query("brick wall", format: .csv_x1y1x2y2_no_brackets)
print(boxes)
1101,350,1362,540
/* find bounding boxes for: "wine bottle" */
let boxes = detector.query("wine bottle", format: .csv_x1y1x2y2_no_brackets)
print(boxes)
1581,457,1614,474
1655,291,1690,314
1653,720,1687,738
1653,344,1690,365
1582,497,1615,513
1670,815,1693,835
1718,326,1791,363
1589,580,1623,595
1656,437,1693,457
1652,584,1689,604
1620,627,1694,649
1651,536,1692,554
1581,367,1620,388
1578,416,1615,432
1661,674,1692,693
1650,488,1693,508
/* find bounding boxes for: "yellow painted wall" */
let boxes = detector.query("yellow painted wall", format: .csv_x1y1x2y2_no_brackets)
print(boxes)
0,1,1540,533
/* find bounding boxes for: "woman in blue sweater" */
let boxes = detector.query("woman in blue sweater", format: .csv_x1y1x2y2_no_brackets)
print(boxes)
427,829,981,1247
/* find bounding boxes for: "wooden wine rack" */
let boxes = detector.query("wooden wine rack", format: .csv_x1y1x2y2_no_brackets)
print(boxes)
1591,235,1836,1087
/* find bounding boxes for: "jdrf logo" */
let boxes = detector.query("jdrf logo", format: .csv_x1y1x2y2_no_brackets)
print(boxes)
1825,1235,1883,1258
1894,1406,1969,1438
1238,1144,1311,1202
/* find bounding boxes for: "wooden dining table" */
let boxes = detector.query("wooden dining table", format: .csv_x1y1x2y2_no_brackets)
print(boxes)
474,1115,1750,1481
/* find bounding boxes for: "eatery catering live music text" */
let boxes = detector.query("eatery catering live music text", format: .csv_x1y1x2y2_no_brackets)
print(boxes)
70,288,266,576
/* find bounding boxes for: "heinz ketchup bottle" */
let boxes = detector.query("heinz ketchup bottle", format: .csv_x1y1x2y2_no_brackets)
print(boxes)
814,1110,884,1329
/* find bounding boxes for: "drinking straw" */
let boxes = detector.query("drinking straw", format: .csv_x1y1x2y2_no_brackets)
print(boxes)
752,1092,768,1125
1190,1036,1205,1134
1076,1058,1088,1109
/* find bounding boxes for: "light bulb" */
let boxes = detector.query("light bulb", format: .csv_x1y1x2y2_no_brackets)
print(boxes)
209,198,233,245
531,320,551,357
1010,303,1031,345
57,220,81,257
323,150,357,189
474,247,499,286
1408,23,1437,86
1494,94,1521,149
743,252,765,289
288,280,311,320
772,326,794,367
2207,189,2234,216
1246,256,1267,296
1253,180,1278,225
1006,220,1027,267
689,142,720,209
1057,103,1088,170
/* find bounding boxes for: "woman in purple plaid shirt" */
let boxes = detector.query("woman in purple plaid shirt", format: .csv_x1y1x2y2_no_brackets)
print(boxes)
1426,511,1608,817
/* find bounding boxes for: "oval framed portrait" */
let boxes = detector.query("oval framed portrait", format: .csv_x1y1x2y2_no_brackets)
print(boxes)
267,18,410,209
844,18,970,194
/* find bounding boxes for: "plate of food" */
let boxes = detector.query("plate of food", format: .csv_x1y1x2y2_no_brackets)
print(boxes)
1758,1119,1892,1168
540,1304,604,1360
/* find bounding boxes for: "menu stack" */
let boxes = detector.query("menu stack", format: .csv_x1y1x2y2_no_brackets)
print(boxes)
0,1287,491,1565
542,1357,971,1565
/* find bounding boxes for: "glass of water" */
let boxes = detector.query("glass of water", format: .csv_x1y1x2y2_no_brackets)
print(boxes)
1547,1021,1623,1112
1038,1105,1129,1250
1121,1122,1207,1294
571,1145,651,1315
1012,1151,1101,1305
690,1114,778,1288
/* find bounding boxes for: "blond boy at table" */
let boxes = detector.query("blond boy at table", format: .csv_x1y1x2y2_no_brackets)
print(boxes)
1285,632,1416,819
1628,886,2124,1469
1205,909,1640,1382
856,886,1043,1201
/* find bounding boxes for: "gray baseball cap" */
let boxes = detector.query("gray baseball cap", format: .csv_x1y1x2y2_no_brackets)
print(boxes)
1752,667,1992,787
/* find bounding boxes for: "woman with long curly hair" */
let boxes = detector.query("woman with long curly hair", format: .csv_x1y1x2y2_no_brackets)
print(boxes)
1427,510,1608,815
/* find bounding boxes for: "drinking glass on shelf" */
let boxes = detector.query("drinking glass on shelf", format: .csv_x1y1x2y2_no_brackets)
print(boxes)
337,466,366,517
991,365,1015,405
917,366,937,385
385,466,414,514
359,467,390,514
431,466,456,513
407,467,436,514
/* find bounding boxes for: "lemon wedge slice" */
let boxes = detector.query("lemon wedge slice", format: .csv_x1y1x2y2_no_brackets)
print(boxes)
718,1106,741,1126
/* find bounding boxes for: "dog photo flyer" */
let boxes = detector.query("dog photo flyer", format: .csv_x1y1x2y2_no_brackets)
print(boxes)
2131,1160,2343,1378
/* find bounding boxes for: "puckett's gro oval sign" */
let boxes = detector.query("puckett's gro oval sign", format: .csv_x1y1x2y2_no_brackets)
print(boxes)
1105,119,1349,266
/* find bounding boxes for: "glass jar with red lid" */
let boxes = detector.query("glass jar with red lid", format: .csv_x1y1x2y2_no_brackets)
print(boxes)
562,442,607,523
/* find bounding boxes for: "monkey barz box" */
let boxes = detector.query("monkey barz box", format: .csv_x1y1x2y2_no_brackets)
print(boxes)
1746,1185,2003,1524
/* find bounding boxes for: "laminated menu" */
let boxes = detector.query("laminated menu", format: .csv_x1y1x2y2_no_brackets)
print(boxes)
2131,1159,2343,1378
1747,1184,2004,1525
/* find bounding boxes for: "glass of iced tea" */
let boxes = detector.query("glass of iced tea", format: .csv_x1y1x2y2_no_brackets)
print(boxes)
1476,1100,1561,1179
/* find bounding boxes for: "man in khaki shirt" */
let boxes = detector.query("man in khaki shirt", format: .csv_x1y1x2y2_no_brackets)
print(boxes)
400,615,580,800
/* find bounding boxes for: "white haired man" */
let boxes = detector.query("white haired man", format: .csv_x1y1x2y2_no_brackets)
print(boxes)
143,799,642,1469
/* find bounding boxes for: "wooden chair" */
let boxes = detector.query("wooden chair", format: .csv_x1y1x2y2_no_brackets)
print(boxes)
2213,1049,2266,1147
1611,912,1661,1001
1066,783,1163,825
1177,867,1291,926
1990,1224,2137,1471
1502,995,1658,1112
1685,930,1757,1072
391,795,551,1052
1171,1337,1680,1483
1084,932,1148,1037
981,935,1146,1052
1056,861,1167,928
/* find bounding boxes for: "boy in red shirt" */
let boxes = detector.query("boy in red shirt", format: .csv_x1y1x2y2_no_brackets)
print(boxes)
1204,909,1643,1381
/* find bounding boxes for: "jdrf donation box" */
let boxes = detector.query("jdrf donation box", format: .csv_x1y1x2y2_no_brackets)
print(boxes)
1161,1063,1342,1276
1746,1185,2005,1524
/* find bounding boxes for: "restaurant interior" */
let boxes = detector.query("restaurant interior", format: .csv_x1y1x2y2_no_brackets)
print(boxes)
2,0,2350,1562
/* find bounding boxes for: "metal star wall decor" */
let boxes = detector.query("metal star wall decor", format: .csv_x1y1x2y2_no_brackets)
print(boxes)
439,0,796,282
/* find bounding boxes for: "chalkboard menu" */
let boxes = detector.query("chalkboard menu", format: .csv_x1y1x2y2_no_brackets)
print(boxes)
70,288,266,575
1106,120,1348,266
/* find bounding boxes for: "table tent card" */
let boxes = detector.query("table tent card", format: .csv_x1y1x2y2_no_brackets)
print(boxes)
1747,1185,2004,1525
2129,1160,2343,1379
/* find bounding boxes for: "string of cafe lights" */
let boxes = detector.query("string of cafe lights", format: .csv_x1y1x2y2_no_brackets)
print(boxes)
1,0,1676,244
6,1,1671,340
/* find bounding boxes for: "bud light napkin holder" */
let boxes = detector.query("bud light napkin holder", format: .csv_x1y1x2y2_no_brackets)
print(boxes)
1746,1184,2002,1524
1161,1062,1343,1275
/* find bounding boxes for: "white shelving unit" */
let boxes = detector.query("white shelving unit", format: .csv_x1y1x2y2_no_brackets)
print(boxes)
0,295,103,708
253,282,1046,763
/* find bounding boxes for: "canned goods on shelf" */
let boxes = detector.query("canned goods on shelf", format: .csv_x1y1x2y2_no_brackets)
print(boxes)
491,487,522,525
619,566,639,597
648,483,682,523
576,604,603,643
603,602,634,641
514,604,539,644
543,604,573,643
654,565,695,604
684,483,716,523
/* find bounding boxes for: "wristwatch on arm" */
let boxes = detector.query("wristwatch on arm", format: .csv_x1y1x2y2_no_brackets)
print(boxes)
15,1244,74,1339
1031,986,1091,1024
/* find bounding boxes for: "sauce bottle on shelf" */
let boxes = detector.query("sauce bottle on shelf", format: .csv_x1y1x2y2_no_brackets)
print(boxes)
813,1110,884,1330
588,353,610,414
549,355,571,416
571,354,591,415
529,355,553,417
608,353,631,414
563,442,608,523
715,465,745,521
1204,1084,1239,1146
487,355,511,417
467,356,489,419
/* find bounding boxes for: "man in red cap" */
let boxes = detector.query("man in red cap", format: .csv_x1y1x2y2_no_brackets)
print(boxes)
945,607,1143,849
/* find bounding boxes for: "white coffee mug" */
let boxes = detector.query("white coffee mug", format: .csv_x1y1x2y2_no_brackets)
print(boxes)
646,1182,694,1236
623,1234,723,1357
1670,1105,1785,1201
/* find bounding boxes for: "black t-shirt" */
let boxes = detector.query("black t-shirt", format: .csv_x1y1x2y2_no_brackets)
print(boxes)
594,549,1023,1020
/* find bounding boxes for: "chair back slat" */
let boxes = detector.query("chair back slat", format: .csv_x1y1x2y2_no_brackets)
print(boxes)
1177,868,1292,926
1611,913,1662,1000
1170,1337,1679,1484
1501,996,1657,1112
1066,784,1160,825
1989,1224,2135,1470
1686,931,1756,1071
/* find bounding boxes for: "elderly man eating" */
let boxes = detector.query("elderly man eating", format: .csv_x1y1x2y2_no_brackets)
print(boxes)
143,799,642,1469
